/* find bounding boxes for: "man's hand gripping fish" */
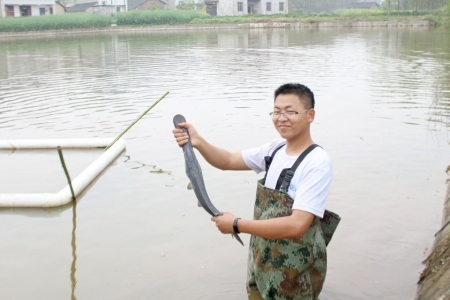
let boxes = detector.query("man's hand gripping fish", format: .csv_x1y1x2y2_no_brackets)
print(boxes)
173,114,244,246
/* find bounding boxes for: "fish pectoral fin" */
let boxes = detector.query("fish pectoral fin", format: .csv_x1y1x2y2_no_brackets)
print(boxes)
186,182,201,207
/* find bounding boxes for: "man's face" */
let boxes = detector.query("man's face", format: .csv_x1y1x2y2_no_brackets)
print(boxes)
272,93,315,141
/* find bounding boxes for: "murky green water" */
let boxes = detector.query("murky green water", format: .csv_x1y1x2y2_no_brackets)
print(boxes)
0,28,449,300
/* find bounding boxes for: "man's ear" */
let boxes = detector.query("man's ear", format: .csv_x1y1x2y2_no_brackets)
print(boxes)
308,109,315,123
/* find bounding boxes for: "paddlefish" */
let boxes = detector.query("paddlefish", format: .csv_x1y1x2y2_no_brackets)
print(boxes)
173,114,244,246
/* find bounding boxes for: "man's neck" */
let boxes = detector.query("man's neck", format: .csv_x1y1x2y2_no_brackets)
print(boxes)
285,135,314,156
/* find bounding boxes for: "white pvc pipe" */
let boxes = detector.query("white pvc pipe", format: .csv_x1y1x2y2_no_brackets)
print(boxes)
0,138,114,149
0,139,126,207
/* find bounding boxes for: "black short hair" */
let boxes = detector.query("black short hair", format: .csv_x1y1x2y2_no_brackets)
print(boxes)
274,83,315,109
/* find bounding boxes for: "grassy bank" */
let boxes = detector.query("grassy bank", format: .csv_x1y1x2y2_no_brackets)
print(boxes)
0,13,110,32
190,10,436,24
0,9,445,33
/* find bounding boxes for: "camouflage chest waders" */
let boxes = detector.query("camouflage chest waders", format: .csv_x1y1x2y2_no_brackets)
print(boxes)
246,144,338,300
246,179,327,300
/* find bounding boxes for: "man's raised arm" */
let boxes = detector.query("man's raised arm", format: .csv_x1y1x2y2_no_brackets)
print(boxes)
173,122,250,171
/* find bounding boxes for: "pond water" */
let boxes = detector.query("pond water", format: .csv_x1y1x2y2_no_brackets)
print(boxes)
0,27,449,300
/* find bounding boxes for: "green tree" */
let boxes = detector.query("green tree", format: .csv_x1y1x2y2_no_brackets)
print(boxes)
177,0,203,10
289,0,305,13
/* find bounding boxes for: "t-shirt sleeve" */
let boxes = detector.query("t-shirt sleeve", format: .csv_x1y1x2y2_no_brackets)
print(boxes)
242,139,286,174
292,159,332,218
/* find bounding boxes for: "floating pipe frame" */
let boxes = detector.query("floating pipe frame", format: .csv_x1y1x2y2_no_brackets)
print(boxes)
0,139,126,208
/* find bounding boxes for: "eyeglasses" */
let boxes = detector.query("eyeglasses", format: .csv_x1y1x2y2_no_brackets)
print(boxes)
269,109,310,119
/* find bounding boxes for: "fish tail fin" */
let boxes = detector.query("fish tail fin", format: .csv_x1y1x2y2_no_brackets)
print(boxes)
232,233,244,246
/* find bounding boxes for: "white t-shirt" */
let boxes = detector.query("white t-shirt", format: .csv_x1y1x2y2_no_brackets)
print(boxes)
242,139,332,218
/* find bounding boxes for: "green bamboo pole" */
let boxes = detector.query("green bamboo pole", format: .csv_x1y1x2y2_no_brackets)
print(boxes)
104,91,169,151
57,146,76,201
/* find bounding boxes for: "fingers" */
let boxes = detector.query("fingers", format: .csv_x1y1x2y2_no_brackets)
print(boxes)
172,123,189,147
174,122,189,130
211,212,225,221
211,214,234,234
172,122,200,148
173,134,188,147
211,216,224,233
176,138,188,147
176,122,187,129
172,129,187,137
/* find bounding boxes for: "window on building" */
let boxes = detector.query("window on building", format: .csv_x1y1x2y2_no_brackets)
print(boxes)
266,2,271,11
279,2,284,11
237,1,243,12
49,7,53,14
20,5,31,16
39,7,45,15
6,5,14,17
116,6,120,12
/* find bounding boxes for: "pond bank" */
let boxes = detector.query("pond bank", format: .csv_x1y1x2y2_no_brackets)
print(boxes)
0,19,436,38
415,182,450,300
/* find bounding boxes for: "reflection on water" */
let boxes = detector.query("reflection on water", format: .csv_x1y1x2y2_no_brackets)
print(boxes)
124,155,172,173
0,29,448,137
0,49,7,80
0,28,449,300
0,149,105,193
70,200,77,300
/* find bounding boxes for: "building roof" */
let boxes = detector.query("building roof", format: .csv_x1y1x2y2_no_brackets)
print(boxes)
127,0,166,9
348,2,380,8
127,0,147,10
66,2,97,12
55,1,66,9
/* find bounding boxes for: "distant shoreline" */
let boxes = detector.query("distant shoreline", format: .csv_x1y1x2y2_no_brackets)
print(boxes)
0,19,436,38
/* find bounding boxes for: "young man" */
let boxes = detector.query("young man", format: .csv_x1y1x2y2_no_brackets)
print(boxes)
173,83,332,300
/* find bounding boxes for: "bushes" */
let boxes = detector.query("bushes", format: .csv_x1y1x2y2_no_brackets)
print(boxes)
0,10,208,32
0,13,110,32
334,9,386,16
437,0,450,27
334,9,429,16
0,8,447,32
191,13,292,24
116,9,207,25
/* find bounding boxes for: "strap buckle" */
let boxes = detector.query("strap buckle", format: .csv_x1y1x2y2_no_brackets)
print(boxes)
280,170,294,192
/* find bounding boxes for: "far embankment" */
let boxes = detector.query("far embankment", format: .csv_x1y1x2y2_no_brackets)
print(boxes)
0,9,445,37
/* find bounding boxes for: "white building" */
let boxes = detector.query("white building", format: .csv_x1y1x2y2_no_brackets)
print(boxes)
1,0,57,17
205,0,287,16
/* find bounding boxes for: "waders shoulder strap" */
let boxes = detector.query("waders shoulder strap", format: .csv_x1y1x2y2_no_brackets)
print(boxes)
263,144,285,183
278,144,320,193
265,144,320,192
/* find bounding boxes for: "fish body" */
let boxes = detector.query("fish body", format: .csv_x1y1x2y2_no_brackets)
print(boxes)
173,114,244,246
187,182,202,207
